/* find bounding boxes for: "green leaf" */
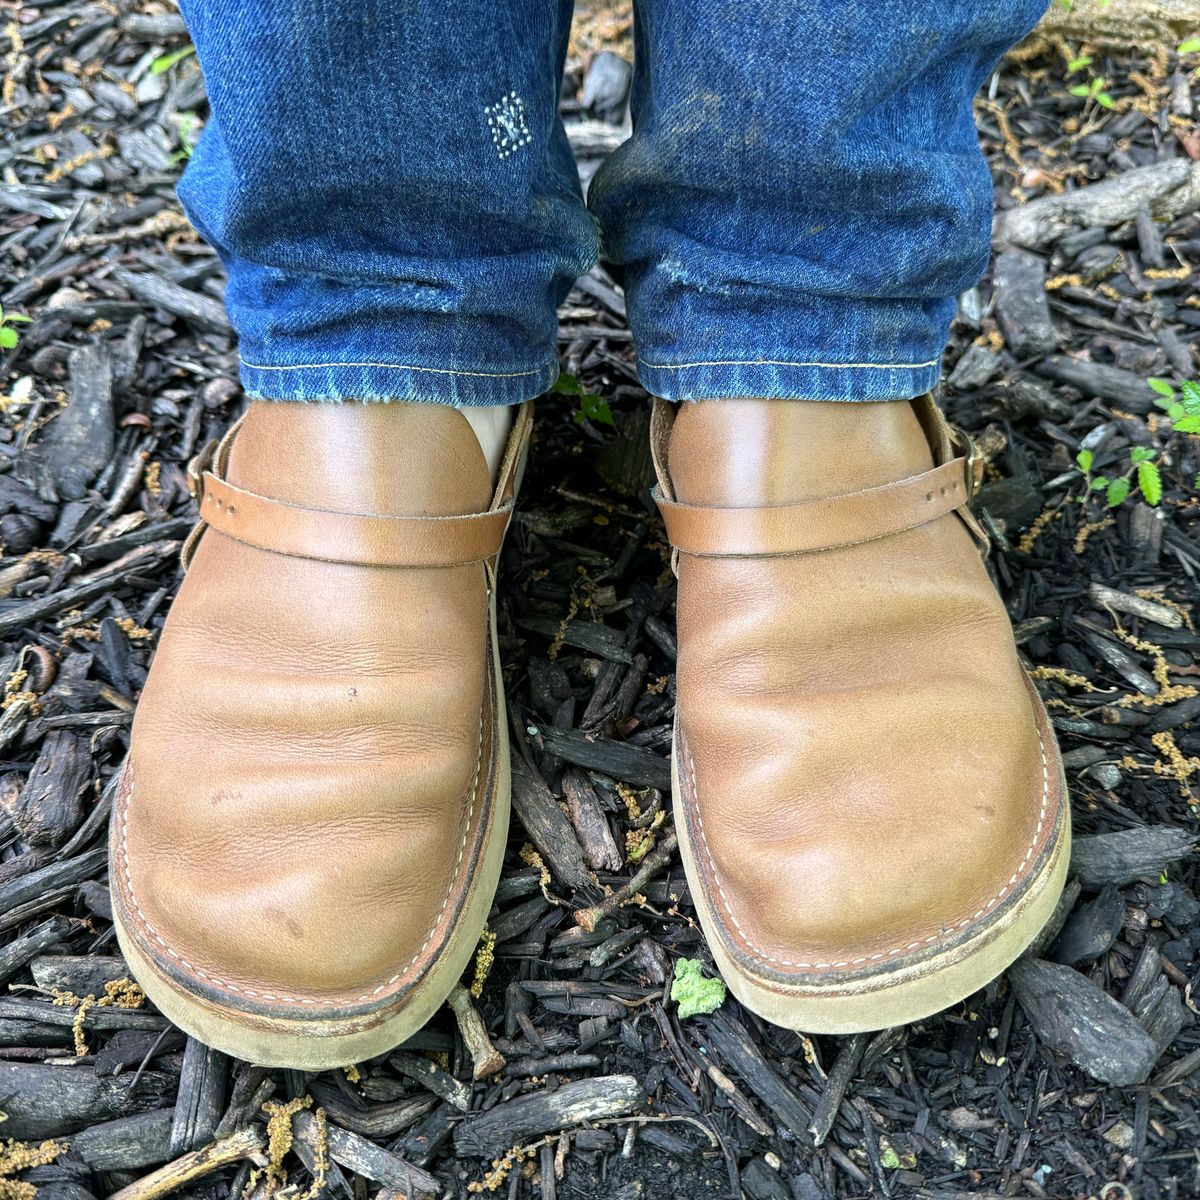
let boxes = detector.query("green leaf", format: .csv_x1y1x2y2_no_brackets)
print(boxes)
878,1139,917,1171
1106,478,1131,507
1148,377,1176,398
0,326,17,349
670,958,726,1020
1075,448,1094,473
577,392,614,427
1179,38,1200,53
1095,92,1115,109
2,312,32,324
1173,415,1200,434
555,372,614,426
176,111,200,158
1137,460,1163,506
1091,475,1110,490
551,372,582,396
1129,447,1157,464
151,45,196,75
1069,83,1091,97
1179,380,1200,411
1067,55,1093,71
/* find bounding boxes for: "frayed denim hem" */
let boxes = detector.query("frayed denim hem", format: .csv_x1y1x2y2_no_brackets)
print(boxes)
635,355,944,403
239,356,559,406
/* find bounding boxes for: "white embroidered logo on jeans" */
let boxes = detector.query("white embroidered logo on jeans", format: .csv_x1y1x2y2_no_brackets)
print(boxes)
485,91,531,160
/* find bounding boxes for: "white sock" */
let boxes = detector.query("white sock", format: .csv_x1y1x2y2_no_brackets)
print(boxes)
458,405,515,484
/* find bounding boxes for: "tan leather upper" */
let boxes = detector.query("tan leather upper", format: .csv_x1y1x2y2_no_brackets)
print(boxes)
113,401,530,1015
655,396,1064,982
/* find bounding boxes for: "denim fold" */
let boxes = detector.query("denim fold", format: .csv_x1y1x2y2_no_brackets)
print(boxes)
177,0,1049,405
177,0,597,406
587,0,1048,401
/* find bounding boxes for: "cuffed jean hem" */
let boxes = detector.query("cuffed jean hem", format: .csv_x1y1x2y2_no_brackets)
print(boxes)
635,355,944,403
238,355,560,406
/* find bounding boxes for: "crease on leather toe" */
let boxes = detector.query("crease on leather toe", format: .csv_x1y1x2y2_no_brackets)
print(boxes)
678,680,1062,983
113,697,493,1014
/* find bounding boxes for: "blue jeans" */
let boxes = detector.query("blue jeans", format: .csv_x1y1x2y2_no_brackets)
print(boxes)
177,0,1047,406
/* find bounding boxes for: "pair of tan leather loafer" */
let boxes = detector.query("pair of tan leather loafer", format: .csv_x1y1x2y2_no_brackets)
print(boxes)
111,394,1067,1067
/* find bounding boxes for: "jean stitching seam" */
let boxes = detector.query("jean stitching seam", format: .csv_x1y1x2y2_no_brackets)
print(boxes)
639,356,941,371
240,357,548,380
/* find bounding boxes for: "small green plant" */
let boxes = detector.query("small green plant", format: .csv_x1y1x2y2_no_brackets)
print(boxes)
0,305,33,350
1067,55,1093,73
670,958,726,1020
1149,378,1200,434
551,372,614,427
1075,445,1162,508
1070,73,1115,109
878,1140,917,1171
1149,378,1200,488
1179,38,1200,55
150,44,195,75
169,111,201,164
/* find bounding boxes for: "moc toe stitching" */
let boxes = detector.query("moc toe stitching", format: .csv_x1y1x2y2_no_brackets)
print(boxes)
678,687,1059,983
353,693,486,1003
114,671,492,1015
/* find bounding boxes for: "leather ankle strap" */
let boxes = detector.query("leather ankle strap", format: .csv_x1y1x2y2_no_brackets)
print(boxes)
650,396,989,559
194,473,515,566
654,456,974,558
182,400,533,569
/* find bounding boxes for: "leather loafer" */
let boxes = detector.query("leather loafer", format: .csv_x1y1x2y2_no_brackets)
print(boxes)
111,400,532,1067
651,395,1069,1032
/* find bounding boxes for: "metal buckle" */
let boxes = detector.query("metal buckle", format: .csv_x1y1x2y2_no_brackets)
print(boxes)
186,439,218,503
949,425,983,500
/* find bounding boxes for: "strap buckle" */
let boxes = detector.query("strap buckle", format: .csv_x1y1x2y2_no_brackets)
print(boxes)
949,425,983,500
186,439,218,504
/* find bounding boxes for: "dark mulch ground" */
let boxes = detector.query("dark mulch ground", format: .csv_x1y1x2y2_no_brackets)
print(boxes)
2,5,1200,1199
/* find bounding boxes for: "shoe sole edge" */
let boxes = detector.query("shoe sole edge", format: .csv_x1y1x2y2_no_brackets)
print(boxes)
673,716,1070,1034
112,585,510,1070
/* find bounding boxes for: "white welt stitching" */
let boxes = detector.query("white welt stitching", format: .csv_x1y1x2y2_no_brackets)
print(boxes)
639,355,941,372
682,721,1051,971
116,698,486,1008
354,694,484,1002
240,357,545,380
